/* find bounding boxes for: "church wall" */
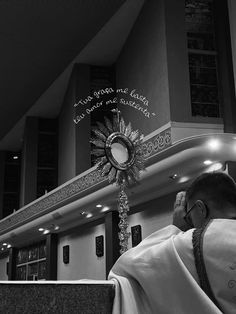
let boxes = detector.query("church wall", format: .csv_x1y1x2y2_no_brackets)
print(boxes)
228,0,236,94
57,222,106,280
58,64,91,185
58,68,77,185
164,0,192,123
0,255,9,281
115,0,170,136
127,192,175,249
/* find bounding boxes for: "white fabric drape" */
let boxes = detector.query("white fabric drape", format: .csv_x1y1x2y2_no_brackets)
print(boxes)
108,222,235,314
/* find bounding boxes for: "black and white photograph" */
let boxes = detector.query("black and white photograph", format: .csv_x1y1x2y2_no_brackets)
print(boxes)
0,0,235,313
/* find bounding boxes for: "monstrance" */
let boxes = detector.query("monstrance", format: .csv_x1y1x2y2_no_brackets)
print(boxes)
91,109,145,254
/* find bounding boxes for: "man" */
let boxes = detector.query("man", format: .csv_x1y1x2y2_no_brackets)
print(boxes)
109,172,236,313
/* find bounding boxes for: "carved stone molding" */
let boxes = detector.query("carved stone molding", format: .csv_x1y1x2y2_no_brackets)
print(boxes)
0,127,172,235
142,128,171,159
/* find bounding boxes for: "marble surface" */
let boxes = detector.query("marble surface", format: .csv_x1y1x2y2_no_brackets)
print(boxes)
0,283,115,313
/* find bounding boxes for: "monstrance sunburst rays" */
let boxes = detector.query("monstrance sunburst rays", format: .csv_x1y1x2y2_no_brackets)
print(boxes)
91,114,145,187
91,111,146,254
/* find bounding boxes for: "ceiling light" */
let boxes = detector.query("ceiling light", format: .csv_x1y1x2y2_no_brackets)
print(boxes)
38,228,44,232
86,213,93,218
96,204,102,208
7,244,11,249
2,243,7,246
80,211,86,216
54,225,59,231
13,155,18,160
1,248,4,251
207,139,221,151
207,162,223,172
203,160,213,165
43,229,50,235
169,174,178,180
179,176,190,183
101,206,110,212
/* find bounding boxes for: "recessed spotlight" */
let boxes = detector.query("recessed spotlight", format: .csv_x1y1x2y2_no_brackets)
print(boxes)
169,174,178,180
86,213,93,218
207,162,223,172
207,139,221,151
101,206,110,212
204,160,213,165
43,229,50,235
2,243,7,246
96,204,102,208
13,156,18,160
179,176,190,183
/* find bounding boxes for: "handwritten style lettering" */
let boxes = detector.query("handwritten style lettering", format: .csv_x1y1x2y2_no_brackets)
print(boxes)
130,89,149,106
73,87,157,125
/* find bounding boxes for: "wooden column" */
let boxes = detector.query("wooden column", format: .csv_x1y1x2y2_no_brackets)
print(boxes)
105,211,120,278
46,233,58,280
8,247,17,280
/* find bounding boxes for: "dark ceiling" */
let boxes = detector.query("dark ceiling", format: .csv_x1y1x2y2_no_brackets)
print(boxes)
0,0,126,140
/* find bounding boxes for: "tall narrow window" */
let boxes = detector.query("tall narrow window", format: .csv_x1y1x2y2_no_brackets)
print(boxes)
185,0,220,117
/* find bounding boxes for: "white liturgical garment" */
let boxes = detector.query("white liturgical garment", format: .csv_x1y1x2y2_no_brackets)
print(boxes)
109,219,236,314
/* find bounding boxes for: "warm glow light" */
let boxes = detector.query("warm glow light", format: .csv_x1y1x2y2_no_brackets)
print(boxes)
207,139,221,151
207,162,223,172
101,206,110,212
96,204,102,208
179,176,190,183
43,229,50,235
86,213,93,218
203,160,213,165
38,228,44,232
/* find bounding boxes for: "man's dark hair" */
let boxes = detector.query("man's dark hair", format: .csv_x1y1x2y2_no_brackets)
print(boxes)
186,172,236,209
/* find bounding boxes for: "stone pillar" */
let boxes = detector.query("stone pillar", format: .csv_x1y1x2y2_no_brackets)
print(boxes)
20,117,38,207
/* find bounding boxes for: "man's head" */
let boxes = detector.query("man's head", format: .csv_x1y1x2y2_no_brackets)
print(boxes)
185,172,236,228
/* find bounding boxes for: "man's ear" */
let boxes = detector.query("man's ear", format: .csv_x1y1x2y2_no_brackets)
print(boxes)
196,200,208,218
